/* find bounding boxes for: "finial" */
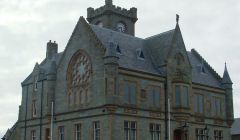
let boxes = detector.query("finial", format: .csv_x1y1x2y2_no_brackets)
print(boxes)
176,14,179,23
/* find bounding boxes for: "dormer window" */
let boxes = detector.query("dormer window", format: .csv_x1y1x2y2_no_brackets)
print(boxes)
116,44,121,54
116,22,126,33
136,48,145,60
201,66,206,73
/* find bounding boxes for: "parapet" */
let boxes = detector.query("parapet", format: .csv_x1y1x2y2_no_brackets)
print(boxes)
87,3,137,22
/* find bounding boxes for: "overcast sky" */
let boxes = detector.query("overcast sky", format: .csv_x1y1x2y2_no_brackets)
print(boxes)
0,0,239,138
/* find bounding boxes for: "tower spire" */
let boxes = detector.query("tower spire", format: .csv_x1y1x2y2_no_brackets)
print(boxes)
222,62,232,84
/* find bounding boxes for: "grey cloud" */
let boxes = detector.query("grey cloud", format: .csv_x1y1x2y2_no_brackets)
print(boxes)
0,0,240,137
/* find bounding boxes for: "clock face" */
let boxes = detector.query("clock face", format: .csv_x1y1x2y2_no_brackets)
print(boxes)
67,51,91,88
116,22,126,33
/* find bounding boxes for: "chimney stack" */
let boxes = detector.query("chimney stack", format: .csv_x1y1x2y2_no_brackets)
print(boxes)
46,40,58,59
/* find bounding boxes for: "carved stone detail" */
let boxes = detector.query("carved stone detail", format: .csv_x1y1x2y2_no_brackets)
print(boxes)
67,50,92,106
124,108,138,114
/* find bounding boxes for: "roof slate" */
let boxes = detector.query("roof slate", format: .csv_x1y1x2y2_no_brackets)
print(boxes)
23,21,224,89
91,24,160,75
187,51,222,88
231,118,240,135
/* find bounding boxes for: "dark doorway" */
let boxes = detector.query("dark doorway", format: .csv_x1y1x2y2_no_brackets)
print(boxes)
45,128,50,140
174,129,182,140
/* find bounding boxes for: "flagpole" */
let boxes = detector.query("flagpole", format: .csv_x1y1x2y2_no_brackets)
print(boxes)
50,101,54,140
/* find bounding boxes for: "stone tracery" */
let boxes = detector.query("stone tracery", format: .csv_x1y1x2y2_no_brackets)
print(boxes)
67,50,92,106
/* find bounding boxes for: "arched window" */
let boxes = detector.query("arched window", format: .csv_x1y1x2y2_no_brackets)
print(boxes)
67,50,92,106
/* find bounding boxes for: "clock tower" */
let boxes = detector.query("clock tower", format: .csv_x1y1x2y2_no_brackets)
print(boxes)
87,0,138,36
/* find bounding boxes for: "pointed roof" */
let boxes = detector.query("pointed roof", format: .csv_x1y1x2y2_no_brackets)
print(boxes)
91,24,159,75
188,50,222,88
222,63,233,84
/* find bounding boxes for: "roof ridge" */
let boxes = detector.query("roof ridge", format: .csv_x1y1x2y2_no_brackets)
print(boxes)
191,49,222,82
145,29,175,40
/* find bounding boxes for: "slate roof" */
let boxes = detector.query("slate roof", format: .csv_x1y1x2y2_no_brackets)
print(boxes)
90,24,223,88
231,118,240,135
91,24,160,75
22,21,225,89
222,64,233,84
145,29,175,72
22,52,63,85
188,50,222,88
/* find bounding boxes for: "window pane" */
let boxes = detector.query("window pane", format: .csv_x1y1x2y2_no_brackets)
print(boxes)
199,95,203,113
154,87,160,107
149,88,154,106
130,83,136,104
94,122,100,140
75,124,81,140
124,83,129,102
217,99,221,115
131,130,136,140
182,86,189,107
194,95,198,112
175,86,181,106
131,122,136,129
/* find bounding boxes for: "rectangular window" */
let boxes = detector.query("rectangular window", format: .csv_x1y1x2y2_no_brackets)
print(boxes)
196,128,208,140
214,130,223,140
182,86,189,107
124,82,137,105
31,130,36,140
150,123,161,140
150,86,161,107
124,121,136,140
194,94,204,114
32,100,37,117
94,121,100,140
130,83,136,104
58,126,64,140
212,97,222,116
175,85,181,106
175,85,189,107
75,124,81,140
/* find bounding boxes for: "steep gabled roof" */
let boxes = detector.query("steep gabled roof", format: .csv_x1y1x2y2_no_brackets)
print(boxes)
145,29,175,68
189,49,222,88
91,24,160,75
22,17,225,89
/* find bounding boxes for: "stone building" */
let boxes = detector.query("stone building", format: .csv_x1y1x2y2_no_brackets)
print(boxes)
2,0,234,140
